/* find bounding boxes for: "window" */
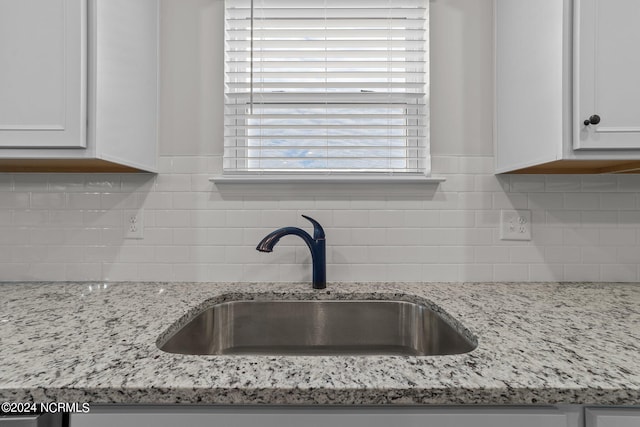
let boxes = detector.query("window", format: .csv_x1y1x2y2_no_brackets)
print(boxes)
224,0,429,176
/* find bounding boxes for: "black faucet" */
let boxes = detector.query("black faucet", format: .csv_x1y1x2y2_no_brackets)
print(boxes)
256,215,326,290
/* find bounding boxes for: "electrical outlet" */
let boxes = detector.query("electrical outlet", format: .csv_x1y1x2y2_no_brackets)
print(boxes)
124,209,144,239
500,209,531,241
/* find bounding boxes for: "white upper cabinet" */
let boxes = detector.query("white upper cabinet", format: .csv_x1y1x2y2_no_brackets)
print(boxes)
0,0,85,148
496,0,640,174
575,0,640,150
0,0,158,173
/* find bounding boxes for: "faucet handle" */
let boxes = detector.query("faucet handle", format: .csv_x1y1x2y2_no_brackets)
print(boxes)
301,215,325,240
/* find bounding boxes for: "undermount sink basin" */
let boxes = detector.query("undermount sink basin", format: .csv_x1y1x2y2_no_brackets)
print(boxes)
158,299,477,356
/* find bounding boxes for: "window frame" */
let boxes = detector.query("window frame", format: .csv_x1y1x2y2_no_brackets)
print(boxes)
220,0,435,182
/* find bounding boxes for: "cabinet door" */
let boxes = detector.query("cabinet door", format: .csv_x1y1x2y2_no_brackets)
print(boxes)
0,0,86,148
575,0,640,150
70,406,571,427
586,408,640,427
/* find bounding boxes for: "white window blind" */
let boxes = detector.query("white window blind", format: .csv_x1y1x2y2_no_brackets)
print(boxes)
224,0,429,175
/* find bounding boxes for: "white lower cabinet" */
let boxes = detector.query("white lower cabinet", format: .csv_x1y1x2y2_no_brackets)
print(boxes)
586,408,640,427
70,406,576,427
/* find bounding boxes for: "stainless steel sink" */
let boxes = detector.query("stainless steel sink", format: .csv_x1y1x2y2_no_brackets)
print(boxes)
158,299,477,356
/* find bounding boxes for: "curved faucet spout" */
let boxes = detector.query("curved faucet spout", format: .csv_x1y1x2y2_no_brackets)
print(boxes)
256,215,326,289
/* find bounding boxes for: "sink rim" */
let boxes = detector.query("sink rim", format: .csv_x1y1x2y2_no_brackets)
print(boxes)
156,292,479,356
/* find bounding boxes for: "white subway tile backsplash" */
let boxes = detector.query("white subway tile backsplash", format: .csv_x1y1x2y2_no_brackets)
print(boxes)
546,210,581,227
386,264,423,281
155,246,190,263
404,210,440,227
0,193,29,209
458,192,493,209
531,226,564,246
459,264,493,282
529,264,564,281
170,156,210,174
333,210,369,227
0,247,12,262
259,210,299,227
142,228,174,246
66,193,101,210
563,228,599,246
564,264,601,282
509,246,545,264
66,263,102,281
103,262,139,281
544,176,582,192
459,157,494,174
423,264,459,282
85,176,120,191
493,264,529,282
544,246,581,264
510,176,546,193
564,193,600,210
117,246,156,263
155,210,190,227
31,193,66,209
581,175,618,192
1,157,640,283
188,246,226,263
439,210,476,228
617,175,640,192
172,263,211,282
438,174,476,192
13,210,48,226
618,211,640,227
581,211,619,228
438,246,474,263
582,246,618,264
350,228,387,246
600,193,636,210
0,175,14,191
331,246,370,264
527,193,564,211
138,263,174,281
47,174,86,192
474,246,509,264
83,210,122,227
207,228,244,245
384,228,424,246
1,263,30,281
599,229,636,246
475,175,509,192
155,174,192,192
100,192,140,210
27,263,66,281
616,246,640,264
101,228,126,246
601,264,637,282
492,193,528,210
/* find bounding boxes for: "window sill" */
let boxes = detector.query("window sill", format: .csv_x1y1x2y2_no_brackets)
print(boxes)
210,174,445,185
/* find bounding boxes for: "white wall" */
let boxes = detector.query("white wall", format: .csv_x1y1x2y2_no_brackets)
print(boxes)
1,0,639,283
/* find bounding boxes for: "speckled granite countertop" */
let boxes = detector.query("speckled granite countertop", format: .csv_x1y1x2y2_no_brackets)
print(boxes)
1,282,639,405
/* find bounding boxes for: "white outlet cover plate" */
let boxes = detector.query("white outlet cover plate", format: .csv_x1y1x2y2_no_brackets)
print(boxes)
124,209,144,239
500,209,532,241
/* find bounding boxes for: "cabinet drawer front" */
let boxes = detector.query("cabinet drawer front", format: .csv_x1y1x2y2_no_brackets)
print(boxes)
586,408,640,427
71,407,570,427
